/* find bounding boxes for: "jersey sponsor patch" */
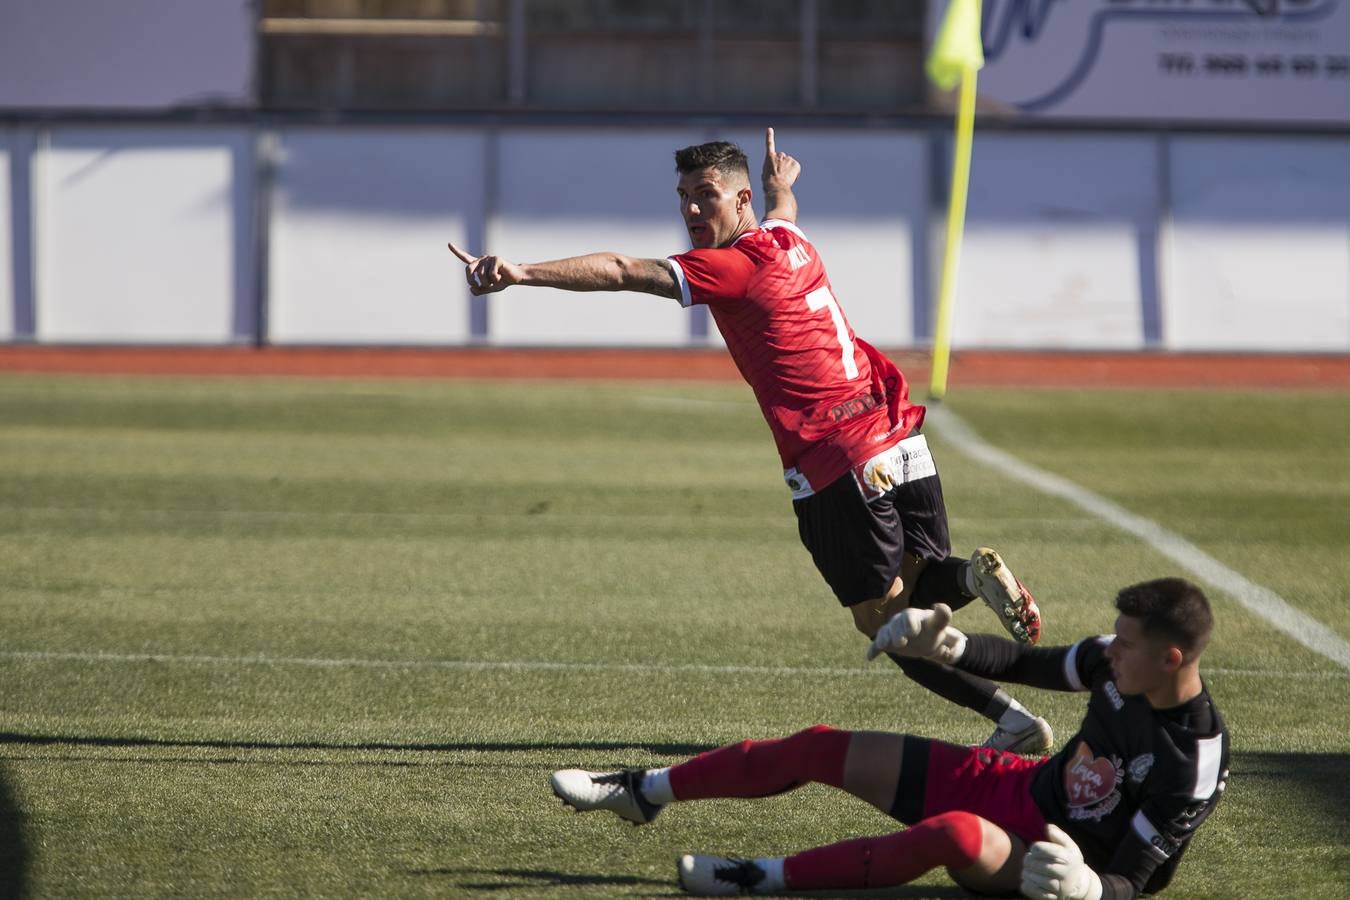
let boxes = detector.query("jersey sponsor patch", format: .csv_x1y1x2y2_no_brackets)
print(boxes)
1064,741,1124,822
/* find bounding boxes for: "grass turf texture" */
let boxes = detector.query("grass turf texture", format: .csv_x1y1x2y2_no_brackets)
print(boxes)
1,374,1348,898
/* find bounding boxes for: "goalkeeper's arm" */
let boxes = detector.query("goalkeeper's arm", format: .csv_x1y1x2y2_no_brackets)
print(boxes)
868,608,1090,693
865,604,967,664
1023,823,1184,900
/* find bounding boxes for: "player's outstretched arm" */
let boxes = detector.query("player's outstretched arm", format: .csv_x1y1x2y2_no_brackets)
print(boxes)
447,242,678,299
761,126,801,224
956,634,1101,693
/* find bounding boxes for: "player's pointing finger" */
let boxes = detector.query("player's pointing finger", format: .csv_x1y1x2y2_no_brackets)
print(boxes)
765,126,776,156
447,241,477,264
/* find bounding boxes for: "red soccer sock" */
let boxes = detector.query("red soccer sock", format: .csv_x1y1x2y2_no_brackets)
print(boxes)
783,811,985,891
667,725,850,801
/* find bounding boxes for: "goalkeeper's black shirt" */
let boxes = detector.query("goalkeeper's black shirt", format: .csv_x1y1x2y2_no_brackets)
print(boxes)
957,634,1229,899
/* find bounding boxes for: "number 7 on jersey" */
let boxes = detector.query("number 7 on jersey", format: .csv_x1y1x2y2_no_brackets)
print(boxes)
805,286,859,379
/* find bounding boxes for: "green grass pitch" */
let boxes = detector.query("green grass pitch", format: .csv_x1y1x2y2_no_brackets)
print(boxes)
1,374,1348,898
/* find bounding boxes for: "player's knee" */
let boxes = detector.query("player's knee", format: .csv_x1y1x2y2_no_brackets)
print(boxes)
739,729,839,757
916,811,984,868
781,725,850,786
788,724,841,743
780,725,847,759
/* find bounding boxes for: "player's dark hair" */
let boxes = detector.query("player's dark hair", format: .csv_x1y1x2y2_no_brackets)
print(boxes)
1115,577,1213,657
674,141,750,184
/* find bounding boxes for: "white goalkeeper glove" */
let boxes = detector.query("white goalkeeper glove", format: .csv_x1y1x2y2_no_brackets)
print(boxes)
865,603,968,664
1020,825,1103,900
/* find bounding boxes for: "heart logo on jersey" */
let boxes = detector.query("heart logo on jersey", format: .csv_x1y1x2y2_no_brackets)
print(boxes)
1064,742,1120,808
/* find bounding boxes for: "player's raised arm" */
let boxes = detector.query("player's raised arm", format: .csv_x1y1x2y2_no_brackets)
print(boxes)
447,242,678,300
761,126,801,224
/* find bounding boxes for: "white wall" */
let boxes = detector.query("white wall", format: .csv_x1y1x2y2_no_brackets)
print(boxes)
1164,138,1350,351
269,128,478,344
488,129,696,346
36,128,246,343
0,132,12,340
954,135,1157,349
6,122,1350,351
0,0,254,110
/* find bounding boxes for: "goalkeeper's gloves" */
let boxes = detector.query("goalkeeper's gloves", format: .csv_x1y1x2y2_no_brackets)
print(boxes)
1020,825,1103,900
865,603,968,664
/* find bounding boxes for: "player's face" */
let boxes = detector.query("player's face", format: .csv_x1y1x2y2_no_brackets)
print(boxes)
676,167,748,249
1105,615,1174,696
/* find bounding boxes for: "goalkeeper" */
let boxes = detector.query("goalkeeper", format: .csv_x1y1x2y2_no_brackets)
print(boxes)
551,577,1229,898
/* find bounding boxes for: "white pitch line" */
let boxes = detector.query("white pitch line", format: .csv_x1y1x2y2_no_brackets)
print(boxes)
927,406,1350,673
0,649,1343,680
0,649,879,678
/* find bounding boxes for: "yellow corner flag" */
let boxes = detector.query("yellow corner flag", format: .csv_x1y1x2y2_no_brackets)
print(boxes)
927,0,985,89
926,0,984,402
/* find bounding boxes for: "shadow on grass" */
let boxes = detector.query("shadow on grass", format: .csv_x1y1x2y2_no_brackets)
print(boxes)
1230,750,1350,831
411,866,671,892
0,763,29,900
417,867,973,897
0,732,712,758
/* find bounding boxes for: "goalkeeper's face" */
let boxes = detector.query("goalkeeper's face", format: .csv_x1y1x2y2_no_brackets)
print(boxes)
1105,614,1179,697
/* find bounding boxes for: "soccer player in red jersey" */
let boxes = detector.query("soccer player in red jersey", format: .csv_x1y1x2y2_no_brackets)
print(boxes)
449,129,1047,750
551,578,1229,899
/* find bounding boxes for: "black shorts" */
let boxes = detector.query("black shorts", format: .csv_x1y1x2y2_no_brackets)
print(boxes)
793,463,951,607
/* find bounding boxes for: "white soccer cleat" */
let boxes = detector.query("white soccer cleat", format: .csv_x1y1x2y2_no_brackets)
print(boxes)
982,716,1054,755
678,855,770,896
970,547,1042,644
549,768,663,825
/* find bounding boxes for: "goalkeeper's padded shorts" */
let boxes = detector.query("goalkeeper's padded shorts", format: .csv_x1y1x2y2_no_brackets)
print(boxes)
891,735,1049,846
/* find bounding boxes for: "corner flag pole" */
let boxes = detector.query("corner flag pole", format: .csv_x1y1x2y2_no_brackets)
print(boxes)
926,0,984,402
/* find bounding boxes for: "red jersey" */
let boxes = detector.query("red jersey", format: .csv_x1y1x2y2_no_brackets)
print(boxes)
667,219,925,495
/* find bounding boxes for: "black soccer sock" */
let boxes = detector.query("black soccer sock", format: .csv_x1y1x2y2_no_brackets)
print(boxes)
888,654,1005,722
908,558,975,612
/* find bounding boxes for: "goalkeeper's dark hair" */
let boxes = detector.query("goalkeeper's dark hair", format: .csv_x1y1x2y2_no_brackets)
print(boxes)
674,141,750,185
1115,577,1213,657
